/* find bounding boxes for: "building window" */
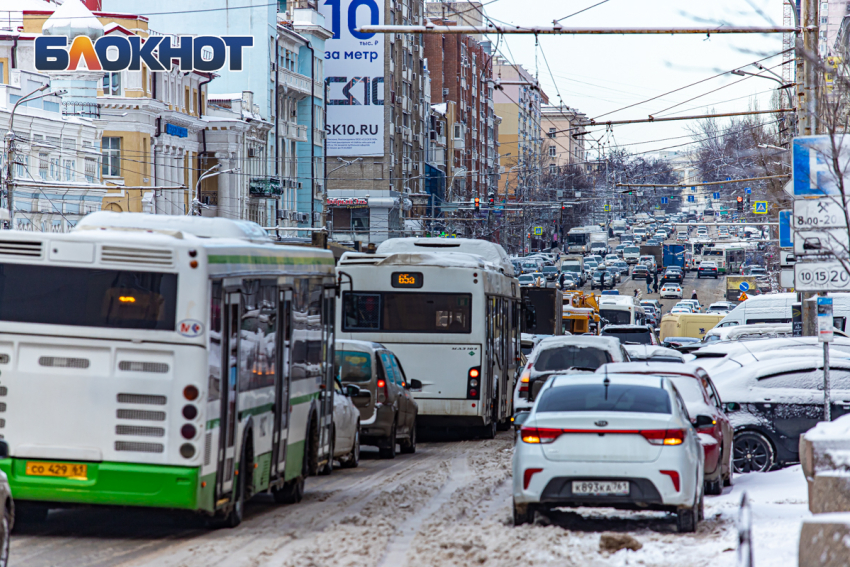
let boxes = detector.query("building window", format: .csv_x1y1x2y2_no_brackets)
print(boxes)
50,157,60,180
101,137,121,177
352,208,370,233
549,145,556,157
549,164,557,174
85,158,97,183
548,127,556,138
64,160,75,182
102,72,121,96
39,153,48,180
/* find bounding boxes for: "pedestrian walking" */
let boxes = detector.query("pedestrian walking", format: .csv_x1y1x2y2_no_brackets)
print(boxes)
691,289,698,300
646,271,653,294
653,271,659,294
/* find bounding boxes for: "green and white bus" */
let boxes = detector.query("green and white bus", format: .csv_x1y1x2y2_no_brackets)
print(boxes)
0,212,336,526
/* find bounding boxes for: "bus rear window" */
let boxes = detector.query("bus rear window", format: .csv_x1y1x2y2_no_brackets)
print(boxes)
0,264,177,330
342,292,472,333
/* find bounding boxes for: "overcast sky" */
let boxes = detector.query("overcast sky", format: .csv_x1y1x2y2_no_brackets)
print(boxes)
481,0,786,160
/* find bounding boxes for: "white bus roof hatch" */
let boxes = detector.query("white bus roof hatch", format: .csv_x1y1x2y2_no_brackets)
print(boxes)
376,237,514,276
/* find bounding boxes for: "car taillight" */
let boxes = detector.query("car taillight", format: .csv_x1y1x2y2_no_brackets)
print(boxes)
519,365,532,395
523,468,543,489
377,379,388,403
640,429,685,446
520,427,562,444
467,367,481,399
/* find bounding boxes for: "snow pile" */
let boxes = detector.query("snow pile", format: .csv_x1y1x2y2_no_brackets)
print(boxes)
806,413,850,442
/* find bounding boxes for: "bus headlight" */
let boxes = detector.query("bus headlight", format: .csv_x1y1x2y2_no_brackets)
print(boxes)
180,443,196,458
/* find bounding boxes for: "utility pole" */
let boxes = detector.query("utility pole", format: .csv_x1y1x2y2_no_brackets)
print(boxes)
798,0,821,334
797,0,820,136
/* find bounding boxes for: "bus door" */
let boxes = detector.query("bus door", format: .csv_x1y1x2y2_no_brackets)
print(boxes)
318,286,336,461
217,289,241,498
272,288,293,480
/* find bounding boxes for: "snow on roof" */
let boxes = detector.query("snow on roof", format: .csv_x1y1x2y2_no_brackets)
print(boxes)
74,211,271,242
42,0,104,40
377,251,489,270
432,103,447,115
535,335,622,351
376,237,514,276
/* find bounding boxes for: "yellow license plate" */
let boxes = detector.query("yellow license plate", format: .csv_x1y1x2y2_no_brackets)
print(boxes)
25,461,88,480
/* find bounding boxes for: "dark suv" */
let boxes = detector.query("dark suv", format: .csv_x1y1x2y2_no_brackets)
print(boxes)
631,264,649,280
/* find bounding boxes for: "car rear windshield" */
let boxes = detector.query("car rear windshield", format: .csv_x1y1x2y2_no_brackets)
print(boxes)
342,292,472,333
335,350,373,382
542,267,558,273
0,263,177,330
533,346,612,372
602,328,652,345
537,384,671,414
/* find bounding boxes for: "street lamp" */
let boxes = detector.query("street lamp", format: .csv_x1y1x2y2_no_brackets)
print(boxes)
5,85,67,225
190,164,240,215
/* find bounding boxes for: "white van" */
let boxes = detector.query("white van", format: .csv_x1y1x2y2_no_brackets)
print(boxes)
715,292,850,331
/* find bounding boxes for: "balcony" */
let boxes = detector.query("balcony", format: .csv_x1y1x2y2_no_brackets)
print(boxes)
62,101,100,119
273,67,312,97
281,122,308,142
249,177,283,197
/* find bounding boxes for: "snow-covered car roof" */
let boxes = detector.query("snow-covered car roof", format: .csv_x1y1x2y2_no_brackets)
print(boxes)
622,345,685,362
336,339,385,353
596,361,705,377
694,336,850,360
714,357,850,399
534,335,623,353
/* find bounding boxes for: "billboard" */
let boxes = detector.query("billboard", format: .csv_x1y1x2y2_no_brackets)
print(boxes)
321,0,385,157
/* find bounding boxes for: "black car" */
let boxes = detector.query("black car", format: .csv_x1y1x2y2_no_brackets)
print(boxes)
541,266,560,282
590,269,615,290
722,358,850,473
661,267,684,284
697,262,719,279
631,264,649,280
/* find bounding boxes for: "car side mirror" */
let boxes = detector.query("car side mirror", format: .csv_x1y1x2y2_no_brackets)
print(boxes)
694,415,715,429
512,410,531,429
0,440,8,460
408,379,423,391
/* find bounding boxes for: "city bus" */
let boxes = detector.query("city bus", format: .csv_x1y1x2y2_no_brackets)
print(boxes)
0,212,336,526
336,238,520,437
702,244,745,274
597,295,648,326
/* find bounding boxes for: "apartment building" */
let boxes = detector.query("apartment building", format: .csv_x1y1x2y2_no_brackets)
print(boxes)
540,105,587,174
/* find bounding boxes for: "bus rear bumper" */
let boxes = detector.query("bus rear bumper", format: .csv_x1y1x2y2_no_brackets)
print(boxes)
0,459,212,511
415,398,487,428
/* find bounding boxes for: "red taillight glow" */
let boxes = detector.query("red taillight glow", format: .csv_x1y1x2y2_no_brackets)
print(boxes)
377,379,386,388
523,468,543,489
660,470,680,491
641,429,685,446
520,427,562,444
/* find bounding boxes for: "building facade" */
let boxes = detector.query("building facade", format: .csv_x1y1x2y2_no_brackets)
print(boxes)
540,105,587,174
423,19,498,205
493,57,547,201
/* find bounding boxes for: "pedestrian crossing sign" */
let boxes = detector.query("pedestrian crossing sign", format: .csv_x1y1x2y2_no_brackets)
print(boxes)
753,201,768,214
603,204,611,212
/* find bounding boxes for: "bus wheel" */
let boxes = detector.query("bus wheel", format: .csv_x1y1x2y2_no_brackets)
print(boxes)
479,420,497,440
305,414,320,476
273,476,304,504
213,450,246,528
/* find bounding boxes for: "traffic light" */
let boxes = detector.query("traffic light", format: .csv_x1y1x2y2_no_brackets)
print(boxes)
474,197,480,212
737,196,744,212
488,192,495,207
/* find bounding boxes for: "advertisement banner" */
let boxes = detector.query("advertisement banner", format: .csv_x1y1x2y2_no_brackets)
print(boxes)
320,0,385,157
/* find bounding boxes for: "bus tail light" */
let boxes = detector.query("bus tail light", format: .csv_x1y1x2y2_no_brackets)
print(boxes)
467,367,481,399
376,379,388,403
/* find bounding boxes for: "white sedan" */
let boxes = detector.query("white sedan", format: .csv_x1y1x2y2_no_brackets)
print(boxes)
513,375,704,532
660,282,683,299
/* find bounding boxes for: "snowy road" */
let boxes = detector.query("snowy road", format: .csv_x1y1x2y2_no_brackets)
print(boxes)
10,433,809,566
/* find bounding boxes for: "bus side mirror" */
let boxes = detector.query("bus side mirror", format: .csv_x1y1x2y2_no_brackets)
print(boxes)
524,305,537,330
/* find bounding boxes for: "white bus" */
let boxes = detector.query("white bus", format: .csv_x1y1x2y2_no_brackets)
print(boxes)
566,226,604,254
597,296,648,326
0,212,337,526
336,238,520,437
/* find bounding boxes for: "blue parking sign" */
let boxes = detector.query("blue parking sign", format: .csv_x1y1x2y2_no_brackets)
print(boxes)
713,192,720,199
661,197,668,204
687,195,695,202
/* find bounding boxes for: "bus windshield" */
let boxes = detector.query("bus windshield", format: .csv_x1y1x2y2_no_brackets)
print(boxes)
568,233,588,245
0,264,178,330
599,309,632,325
342,292,472,333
